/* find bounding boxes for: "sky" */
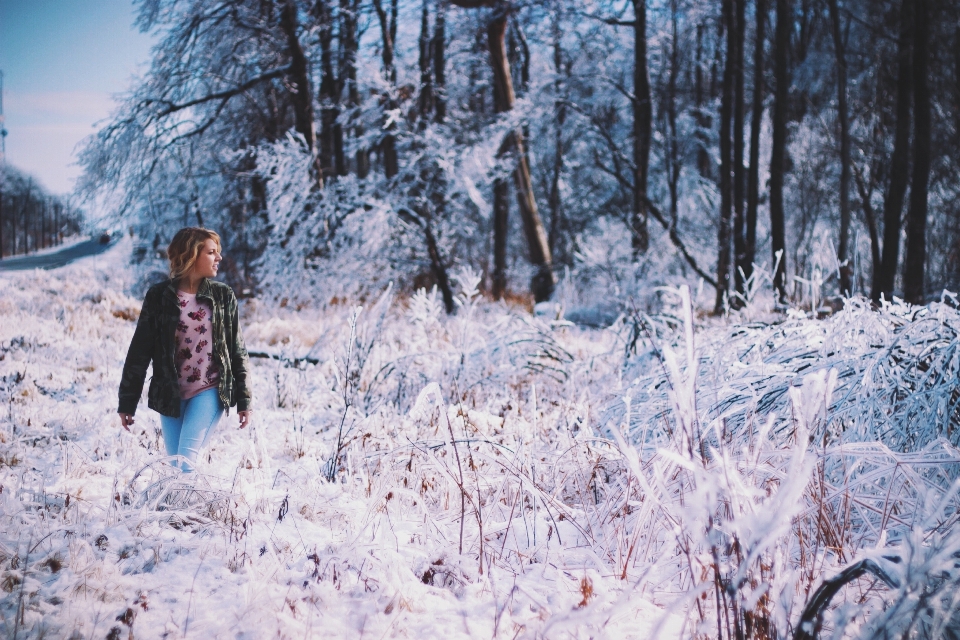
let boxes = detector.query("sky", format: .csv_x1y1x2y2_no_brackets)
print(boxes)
0,0,155,195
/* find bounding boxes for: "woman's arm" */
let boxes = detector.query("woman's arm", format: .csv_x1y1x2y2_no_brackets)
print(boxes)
117,290,158,417
227,288,253,415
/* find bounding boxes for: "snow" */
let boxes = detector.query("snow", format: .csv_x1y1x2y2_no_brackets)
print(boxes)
2,241,960,638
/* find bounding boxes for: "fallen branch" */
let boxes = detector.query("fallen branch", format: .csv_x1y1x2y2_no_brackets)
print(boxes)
247,351,319,367
793,556,901,640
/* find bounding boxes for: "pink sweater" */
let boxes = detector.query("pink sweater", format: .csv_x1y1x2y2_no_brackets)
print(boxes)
174,291,221,400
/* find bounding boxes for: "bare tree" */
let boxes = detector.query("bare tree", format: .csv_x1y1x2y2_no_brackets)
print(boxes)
279,0,322,188
768,0,791,302
872,0,912,303
631,0,652,257
452,0,555,302
828,0,852,296
340,0,368,177
548,2,567,264
315,0,345,177
903,0,930,304
373,0,401,179
744,0,767,287
716,0,736,311
433,0,448,123
732,0,746,296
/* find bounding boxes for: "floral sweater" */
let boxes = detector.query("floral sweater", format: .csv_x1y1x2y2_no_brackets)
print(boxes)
174,291,221,399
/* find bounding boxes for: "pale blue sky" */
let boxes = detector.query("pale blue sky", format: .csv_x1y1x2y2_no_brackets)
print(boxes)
0,0,155,194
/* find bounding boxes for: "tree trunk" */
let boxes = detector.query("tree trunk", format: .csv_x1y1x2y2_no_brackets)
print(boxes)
632,0,652,256
340,0,367,178
732,0,747,296
716,0,735,312
745,0,766,286
373,0,400,179
828,0,852,296
665,0,681,233
903,0,929,305
487,11,555,301
492,177,509,299
548,3,566,262
433,0,447,123
419,0,434,123
279,0,322,188
412,0,455,313
769,0,791,302
11,195,17,256
694,24,712,178
854,164,882,282
316,0,344,178
872,0,912,303
0,183,5,258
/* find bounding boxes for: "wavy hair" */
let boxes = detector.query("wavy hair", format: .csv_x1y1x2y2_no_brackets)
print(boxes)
167,227,221,280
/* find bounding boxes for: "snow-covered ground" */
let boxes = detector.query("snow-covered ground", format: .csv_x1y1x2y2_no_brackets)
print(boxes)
2,241,960,639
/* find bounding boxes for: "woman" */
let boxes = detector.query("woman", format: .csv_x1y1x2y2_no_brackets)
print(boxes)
118,227,252,471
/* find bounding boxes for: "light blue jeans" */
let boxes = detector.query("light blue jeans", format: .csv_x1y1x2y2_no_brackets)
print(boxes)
159,388,224,472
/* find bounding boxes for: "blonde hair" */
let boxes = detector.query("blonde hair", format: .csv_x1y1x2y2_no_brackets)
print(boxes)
167,227,221,280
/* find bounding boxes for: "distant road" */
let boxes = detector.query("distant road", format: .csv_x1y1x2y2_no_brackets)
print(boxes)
0,237,117,271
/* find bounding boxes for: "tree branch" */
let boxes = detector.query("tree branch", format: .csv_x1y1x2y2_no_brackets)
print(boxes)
449,0,496,7
643,196,718,287
576,10,635,27
142,66,290,117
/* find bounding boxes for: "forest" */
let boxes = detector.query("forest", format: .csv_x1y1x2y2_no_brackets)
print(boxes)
77,0,960,311
1,0,960,638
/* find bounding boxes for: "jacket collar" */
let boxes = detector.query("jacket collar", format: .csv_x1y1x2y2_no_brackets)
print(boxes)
164,278,213,302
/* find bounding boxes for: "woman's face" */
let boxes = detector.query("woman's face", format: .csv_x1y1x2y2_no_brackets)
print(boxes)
191,239,222,279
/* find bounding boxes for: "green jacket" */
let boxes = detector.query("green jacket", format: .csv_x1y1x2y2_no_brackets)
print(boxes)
118,278,252,418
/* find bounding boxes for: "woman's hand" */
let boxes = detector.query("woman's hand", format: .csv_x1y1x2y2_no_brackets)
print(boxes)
238,410,252,429
119,413,135,431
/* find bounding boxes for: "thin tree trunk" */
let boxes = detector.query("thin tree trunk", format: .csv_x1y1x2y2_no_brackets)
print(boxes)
745,0,766,286
548,4,566,261
373,0,400,179
492,178,509,299
694,24,712,178
21,182,31,255
632,0,652,256
716,0,735,312
316,0,343,178
419,0,434,123
487,12,555,301
400,207,456,312
873,0,912,303
769,0,791,302
340,0,367,178
423,221,455,313
829,0,852,296
732,0,747,295
279,0,322,188
854,164,881,276
903,0,929,305
12,194,17,255
665,0,681,232
433,0,447,123
413,1,455,313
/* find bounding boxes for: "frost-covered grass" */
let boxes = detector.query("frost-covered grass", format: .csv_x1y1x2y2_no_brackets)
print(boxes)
2,243,960,639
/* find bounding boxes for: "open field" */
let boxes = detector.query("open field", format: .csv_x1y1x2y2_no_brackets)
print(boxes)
2,244,960,639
